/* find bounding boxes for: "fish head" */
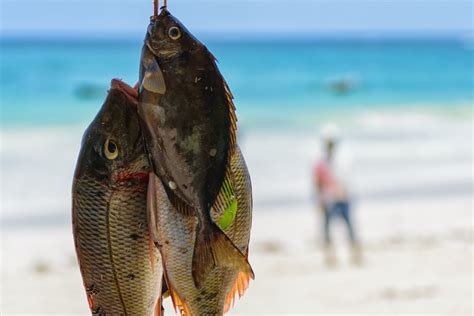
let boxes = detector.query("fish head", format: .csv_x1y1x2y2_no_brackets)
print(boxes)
74,79,149,183
145,8,202,60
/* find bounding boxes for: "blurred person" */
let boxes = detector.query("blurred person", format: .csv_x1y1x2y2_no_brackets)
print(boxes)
314,124,362,266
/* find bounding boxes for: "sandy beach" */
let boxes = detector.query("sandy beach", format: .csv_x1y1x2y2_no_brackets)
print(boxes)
1,108,473,315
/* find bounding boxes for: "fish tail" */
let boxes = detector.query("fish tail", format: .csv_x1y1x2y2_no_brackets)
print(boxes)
192,219,254,289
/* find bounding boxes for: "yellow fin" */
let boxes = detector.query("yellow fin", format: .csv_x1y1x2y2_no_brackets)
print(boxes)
168,285,191,316
223,271,252,314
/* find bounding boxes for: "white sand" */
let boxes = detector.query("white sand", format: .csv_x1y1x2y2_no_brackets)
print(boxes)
1,109,473,315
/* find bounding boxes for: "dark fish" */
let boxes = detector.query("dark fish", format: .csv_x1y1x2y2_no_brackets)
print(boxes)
148,145,253,315
72,79,163,315
138,8,253,288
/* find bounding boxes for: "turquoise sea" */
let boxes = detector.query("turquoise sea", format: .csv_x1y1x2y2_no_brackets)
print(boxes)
2,38,474,315
1,38,473,127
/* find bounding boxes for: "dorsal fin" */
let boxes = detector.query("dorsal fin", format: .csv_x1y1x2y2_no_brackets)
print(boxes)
209,52,238,168
223,80,238,162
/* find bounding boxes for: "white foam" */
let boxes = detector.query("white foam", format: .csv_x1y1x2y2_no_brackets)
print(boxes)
1,109,472,220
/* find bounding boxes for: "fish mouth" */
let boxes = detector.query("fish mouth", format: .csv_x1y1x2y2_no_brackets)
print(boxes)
110,79,139,104
145,40,180,59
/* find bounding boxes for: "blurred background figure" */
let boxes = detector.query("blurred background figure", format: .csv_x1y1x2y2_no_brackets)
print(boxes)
314,124,361,266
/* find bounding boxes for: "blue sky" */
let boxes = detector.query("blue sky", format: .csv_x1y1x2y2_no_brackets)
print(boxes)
1,0,472,38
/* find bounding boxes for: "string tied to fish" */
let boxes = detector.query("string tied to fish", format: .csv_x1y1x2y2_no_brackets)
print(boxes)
154,0,168,17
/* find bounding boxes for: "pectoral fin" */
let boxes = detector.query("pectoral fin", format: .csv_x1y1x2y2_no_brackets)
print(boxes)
141,52,166,94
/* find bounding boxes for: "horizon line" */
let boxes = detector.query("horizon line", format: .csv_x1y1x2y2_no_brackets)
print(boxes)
1,30,473,42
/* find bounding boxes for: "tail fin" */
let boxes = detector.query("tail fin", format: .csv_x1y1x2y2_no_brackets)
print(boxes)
192,222,254,289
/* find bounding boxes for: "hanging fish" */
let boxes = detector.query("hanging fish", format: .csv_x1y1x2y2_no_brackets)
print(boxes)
148,146,253,315
137,8,254,288
72,79,163,316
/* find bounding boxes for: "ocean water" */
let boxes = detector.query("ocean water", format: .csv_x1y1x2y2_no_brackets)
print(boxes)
1,38,473,128
1,37,473,225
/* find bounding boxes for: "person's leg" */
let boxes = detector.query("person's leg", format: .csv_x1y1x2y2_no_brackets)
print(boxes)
340,201,363,265
339,201,356,244
323,205,337,267
324,207,331,246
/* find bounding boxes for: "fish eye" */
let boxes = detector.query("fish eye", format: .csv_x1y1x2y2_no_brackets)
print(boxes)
103,139,119,160
168,26,181,40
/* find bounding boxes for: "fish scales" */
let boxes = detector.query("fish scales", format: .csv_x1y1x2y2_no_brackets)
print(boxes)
72,81,162,316
153,146,252,315
74,178,161,315
74,180,161,315
211,146,253,253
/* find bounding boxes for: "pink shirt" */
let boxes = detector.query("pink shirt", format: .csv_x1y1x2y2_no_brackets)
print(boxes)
314,160,347,206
